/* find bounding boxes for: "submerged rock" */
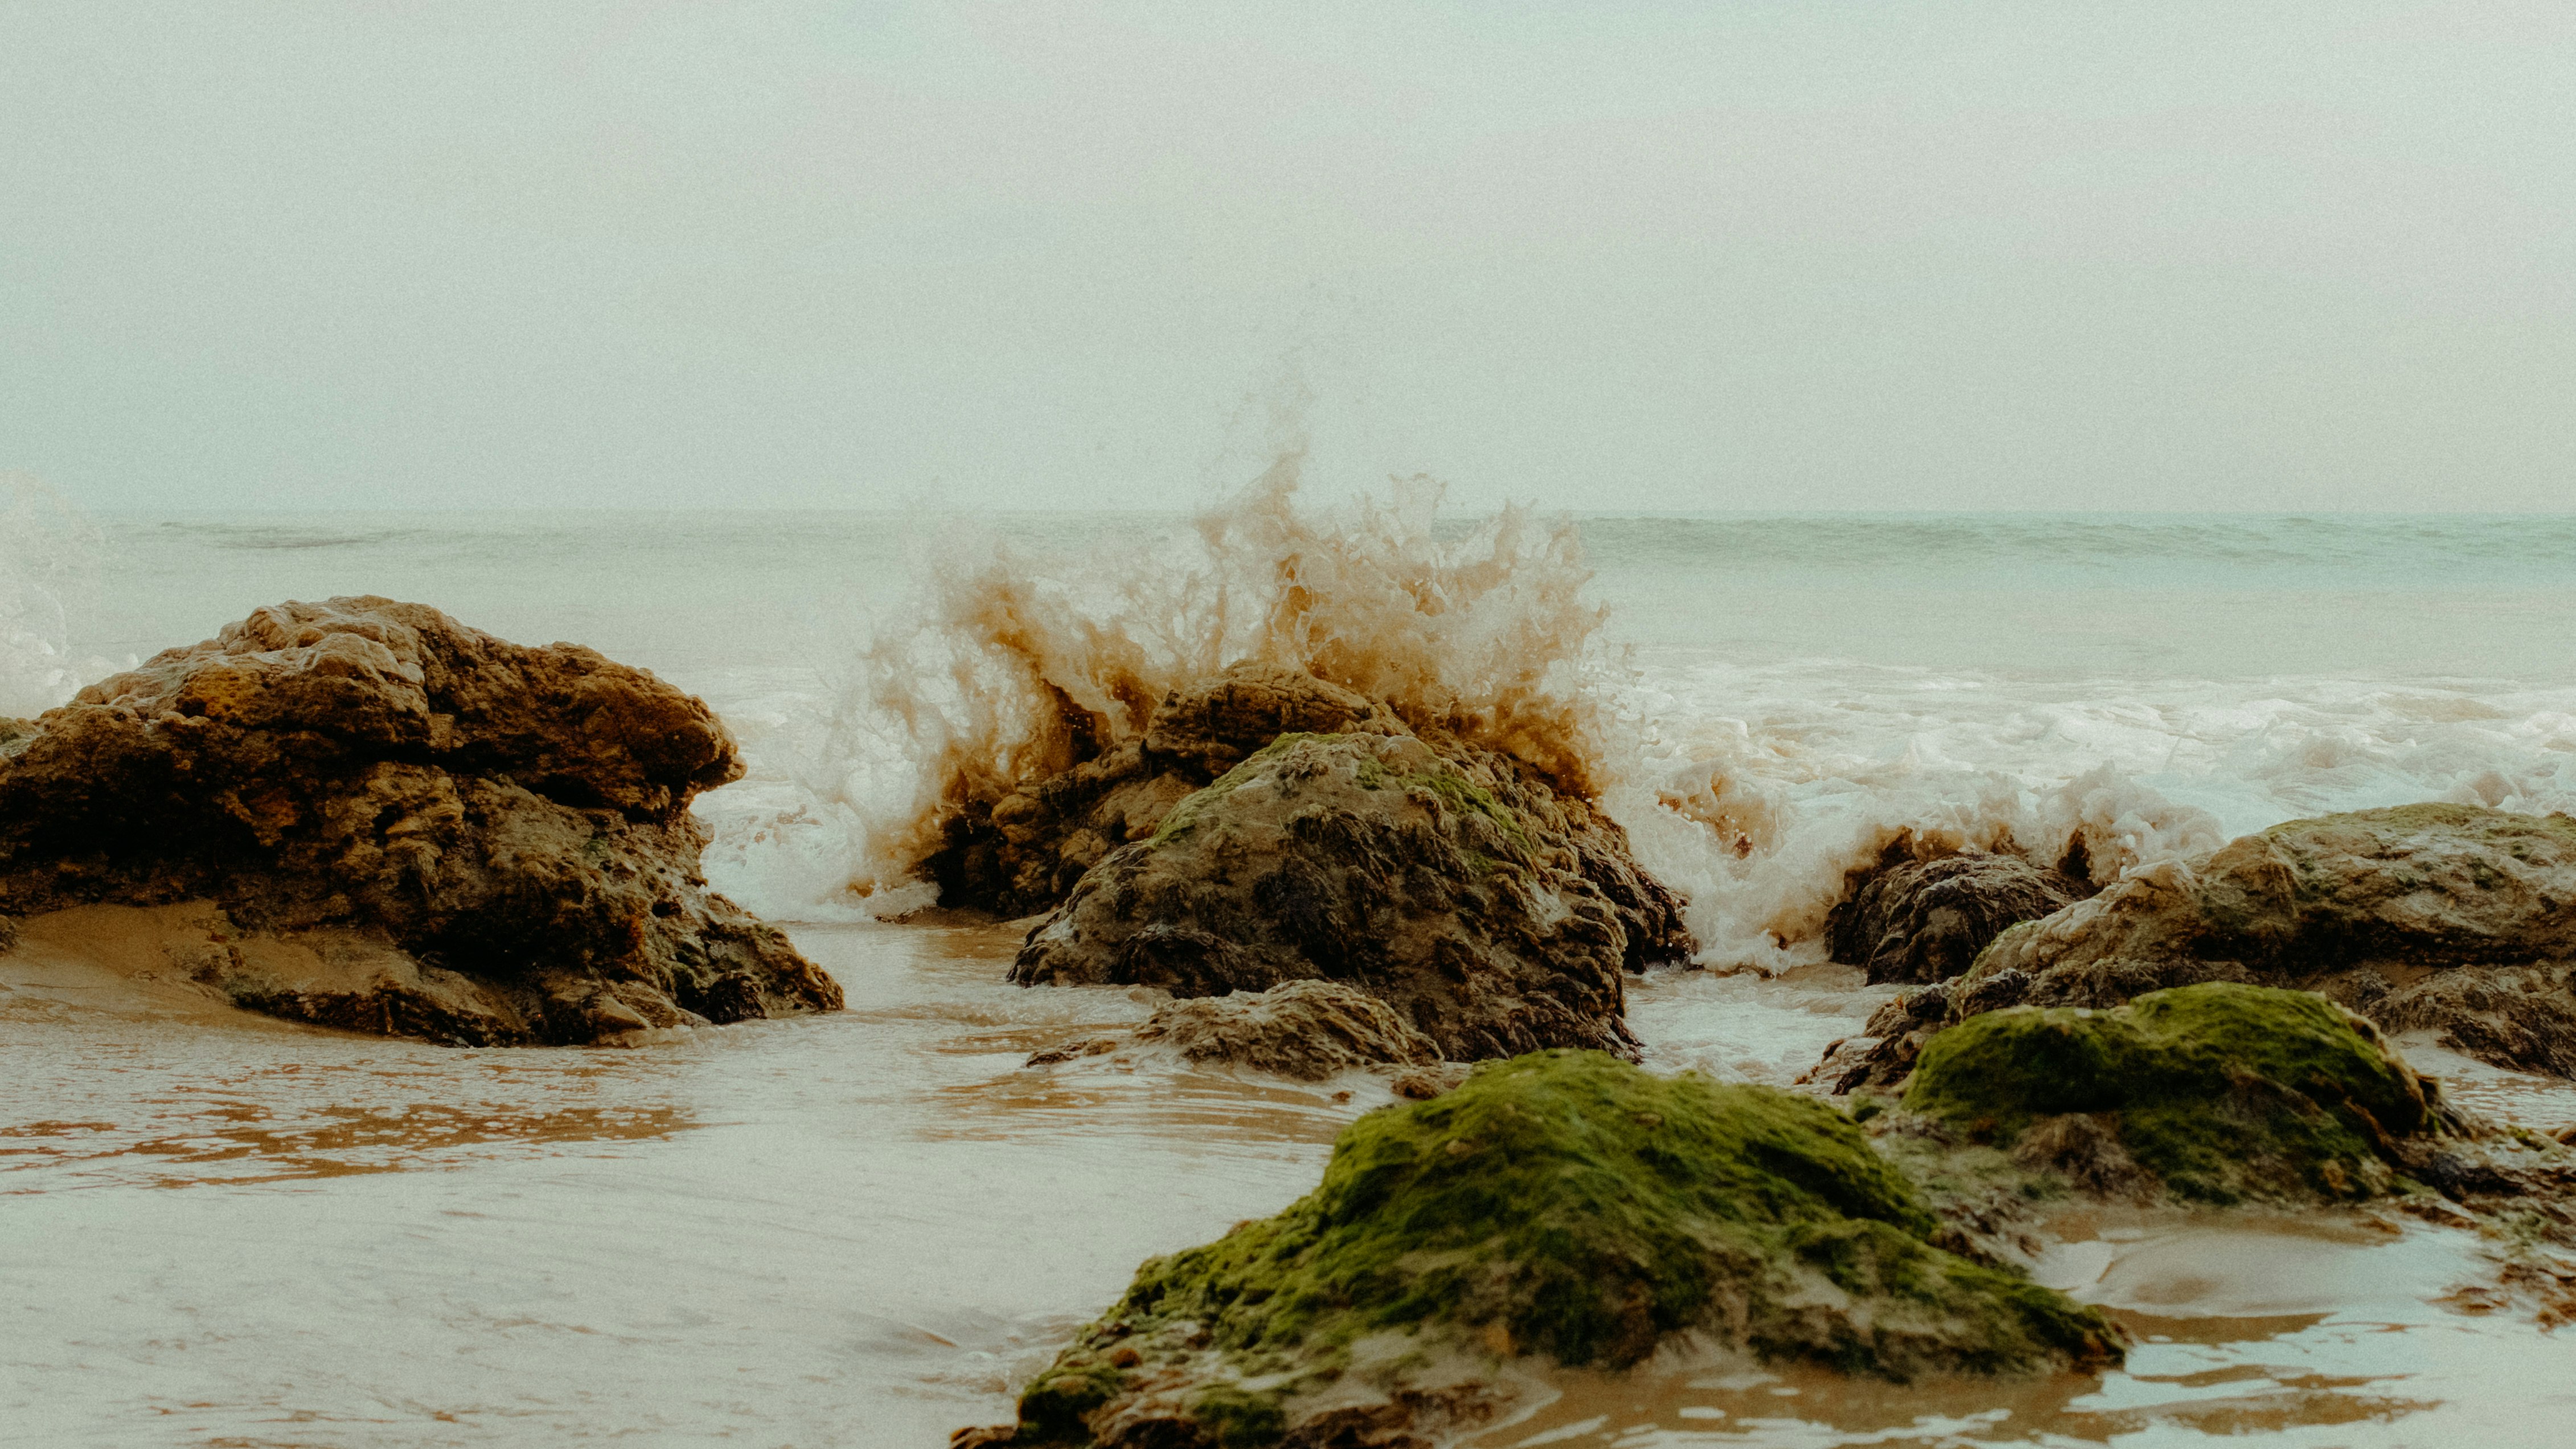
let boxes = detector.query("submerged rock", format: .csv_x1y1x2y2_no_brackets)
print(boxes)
1028,980,1442,1080
1956,805,2576,1077
1014,729,1687,1060
957,1050,2123,1448
1828,851,2091,986
0,597,840,1045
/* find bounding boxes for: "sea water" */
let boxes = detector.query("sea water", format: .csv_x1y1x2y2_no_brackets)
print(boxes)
7,490,2576,1445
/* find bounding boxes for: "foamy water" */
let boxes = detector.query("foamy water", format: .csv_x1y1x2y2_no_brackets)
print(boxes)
9,491,2576,1445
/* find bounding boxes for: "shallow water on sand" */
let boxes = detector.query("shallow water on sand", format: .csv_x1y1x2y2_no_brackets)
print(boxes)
12,917,2576,1448
11,506,2576,1444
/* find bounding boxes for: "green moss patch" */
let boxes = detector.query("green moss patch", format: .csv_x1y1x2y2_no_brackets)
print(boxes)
1145,733,1320,847
1354,753,1537,855
1904,982,2435,1205
1011,1052,2123,1444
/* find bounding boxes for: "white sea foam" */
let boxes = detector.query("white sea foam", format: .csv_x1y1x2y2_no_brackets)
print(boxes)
1619,659,2576,970
0,475,112,719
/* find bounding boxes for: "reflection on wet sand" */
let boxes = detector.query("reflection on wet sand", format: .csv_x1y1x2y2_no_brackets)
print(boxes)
923,1062,1377,1147
2,907,703,1191
3,1101,693,1189
1466,1209,2540,1446
1472,1312,2446,1446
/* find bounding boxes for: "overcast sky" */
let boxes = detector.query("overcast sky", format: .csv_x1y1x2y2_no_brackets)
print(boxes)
4,2,2571,514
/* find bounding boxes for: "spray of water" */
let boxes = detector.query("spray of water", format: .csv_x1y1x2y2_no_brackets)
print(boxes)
696,466,2576,971
0,474,107,719
702,455,1626,918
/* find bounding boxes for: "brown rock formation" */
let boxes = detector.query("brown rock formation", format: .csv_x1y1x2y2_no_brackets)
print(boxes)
1960,804,2576,1077
1827,849,2093,986
1012,721,1693,1061
928,664,1410,918
1815,804,2576,1090
0,597,840,1044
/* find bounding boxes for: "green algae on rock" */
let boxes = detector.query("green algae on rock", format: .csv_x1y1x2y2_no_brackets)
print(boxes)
1959,805,2576,1077
1014,727,1690,1061
1901,982,2442,1205
1815,805,2576,1095
962,1050,2124,1448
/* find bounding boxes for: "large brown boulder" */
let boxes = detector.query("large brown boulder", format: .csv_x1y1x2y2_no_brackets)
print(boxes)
1828,849,2093,986
1011,725,1692,1061
1960,804,2576,1077
0,597,840,1044
1826,804,2576,1086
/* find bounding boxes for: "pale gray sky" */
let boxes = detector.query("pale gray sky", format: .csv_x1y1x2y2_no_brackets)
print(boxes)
4,2,2570,513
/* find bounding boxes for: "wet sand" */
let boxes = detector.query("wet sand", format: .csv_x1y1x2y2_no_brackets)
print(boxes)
9,913,2576,1447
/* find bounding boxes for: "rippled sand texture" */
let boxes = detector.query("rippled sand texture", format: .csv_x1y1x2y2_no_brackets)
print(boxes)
14,915,2576,1447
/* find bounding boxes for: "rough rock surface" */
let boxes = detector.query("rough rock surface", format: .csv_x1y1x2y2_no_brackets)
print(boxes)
930,665,1409,918
933,664,1689,969
1853,983,2576,1302
0,597,840,1044
1894,982,2456,1206
1951,805,2576,1077
1027,979,1441,1080
955,1050,2123,1448
1810,805,2576,1093
1014,728,1689,1061
1828,851,2092,986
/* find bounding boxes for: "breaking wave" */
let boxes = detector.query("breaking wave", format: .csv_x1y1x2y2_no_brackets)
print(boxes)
702,456,1629,920
0,475,109,719
694,474,2576,974
1617,663,2576,971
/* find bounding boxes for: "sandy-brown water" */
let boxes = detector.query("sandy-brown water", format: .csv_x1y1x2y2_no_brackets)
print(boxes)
10,908,2576,1448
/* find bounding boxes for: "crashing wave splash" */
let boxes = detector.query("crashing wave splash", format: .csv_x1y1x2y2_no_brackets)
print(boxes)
0,474,109,720
694,461,2232,962
689,463,2576,967
703,455,1625,921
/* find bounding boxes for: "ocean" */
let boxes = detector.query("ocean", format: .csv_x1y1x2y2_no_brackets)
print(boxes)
7,483,2576,1445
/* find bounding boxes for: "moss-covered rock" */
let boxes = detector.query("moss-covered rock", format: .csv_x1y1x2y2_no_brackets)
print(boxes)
1014,729,1689,1060
1901,982,2442,1205
965,1051,2124,1447
1953,805,2576,1077
930,666,1401,917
